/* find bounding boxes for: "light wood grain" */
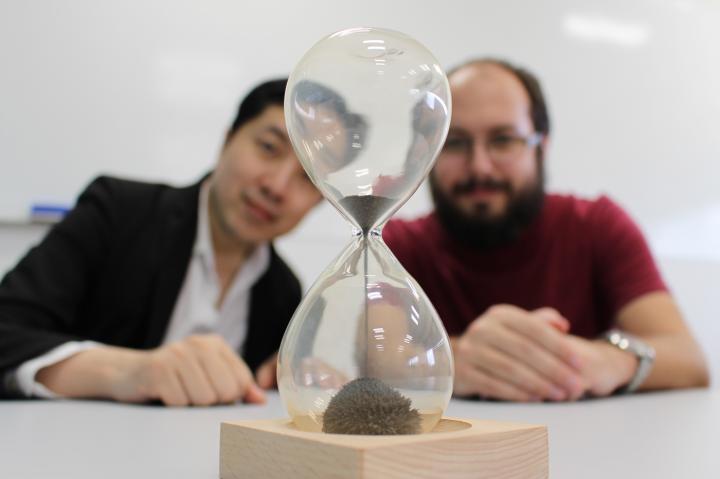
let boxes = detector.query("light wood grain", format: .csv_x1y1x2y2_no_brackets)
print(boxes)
220,417,548,478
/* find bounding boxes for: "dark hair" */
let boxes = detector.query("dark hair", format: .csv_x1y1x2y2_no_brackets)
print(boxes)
449,58,550,136
227,78,288,138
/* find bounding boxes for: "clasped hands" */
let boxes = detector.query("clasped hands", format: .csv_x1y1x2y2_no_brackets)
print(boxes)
451,305,637,402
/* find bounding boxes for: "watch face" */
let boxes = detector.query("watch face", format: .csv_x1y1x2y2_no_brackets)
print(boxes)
606,330,654,359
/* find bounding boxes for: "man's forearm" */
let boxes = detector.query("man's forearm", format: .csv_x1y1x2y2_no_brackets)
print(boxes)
613,292,710,392
638,333,709,390
36,346,143,400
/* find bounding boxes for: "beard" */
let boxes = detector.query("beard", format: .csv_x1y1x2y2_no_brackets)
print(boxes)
429,163,545,251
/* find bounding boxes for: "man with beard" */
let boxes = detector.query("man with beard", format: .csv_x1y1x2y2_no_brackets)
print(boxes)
383,59,709,401
0,79,324,405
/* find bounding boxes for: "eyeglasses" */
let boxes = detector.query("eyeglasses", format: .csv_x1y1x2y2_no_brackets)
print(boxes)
441,132,543,164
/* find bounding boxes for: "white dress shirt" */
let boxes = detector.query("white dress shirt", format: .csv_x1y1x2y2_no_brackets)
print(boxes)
15,181,270,398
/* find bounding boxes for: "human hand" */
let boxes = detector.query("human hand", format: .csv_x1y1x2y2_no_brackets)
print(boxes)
451,305,586,402
255,353,278,389
563,335,637,397
112,334,266,406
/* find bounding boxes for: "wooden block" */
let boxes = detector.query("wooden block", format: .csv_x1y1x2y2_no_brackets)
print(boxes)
220,417,547,478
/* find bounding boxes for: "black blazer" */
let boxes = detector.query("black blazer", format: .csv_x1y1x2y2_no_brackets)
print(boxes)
0,176,301,398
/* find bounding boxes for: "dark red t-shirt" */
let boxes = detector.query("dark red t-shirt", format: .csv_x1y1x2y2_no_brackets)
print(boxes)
382,194,667,339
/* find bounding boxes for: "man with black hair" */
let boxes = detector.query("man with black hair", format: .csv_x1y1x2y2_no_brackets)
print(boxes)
0,79,323,406
384,59,709,401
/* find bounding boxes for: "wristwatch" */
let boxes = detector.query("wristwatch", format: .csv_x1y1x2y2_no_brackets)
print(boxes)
604,329,656,394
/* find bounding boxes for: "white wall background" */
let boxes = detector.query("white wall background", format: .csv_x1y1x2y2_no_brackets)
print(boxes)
1,0,718,378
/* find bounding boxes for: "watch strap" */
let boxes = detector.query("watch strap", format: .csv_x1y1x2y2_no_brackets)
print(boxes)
604,329,655,394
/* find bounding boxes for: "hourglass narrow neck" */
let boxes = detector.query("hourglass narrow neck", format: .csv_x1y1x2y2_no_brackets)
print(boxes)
339,194,397,236
352,227,382,238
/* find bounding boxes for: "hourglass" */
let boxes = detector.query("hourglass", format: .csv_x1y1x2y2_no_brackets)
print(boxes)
220,28,548,478
278,27,453,435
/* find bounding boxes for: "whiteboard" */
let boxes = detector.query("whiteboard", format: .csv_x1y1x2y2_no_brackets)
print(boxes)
1,0,718,252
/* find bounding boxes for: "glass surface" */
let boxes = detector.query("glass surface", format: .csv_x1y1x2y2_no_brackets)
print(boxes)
279,27,453,435
284,27,451,233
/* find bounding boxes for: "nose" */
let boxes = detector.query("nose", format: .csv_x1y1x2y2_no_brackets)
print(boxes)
469,139,496,176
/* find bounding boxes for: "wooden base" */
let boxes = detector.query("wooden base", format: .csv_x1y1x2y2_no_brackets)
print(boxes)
220,417,548,478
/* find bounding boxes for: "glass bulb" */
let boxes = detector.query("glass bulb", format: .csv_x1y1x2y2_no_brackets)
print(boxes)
279,27,453,435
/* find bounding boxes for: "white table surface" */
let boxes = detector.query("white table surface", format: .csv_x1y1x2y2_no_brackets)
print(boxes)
1,388,717,478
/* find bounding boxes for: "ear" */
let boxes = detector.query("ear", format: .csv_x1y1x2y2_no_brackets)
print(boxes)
313,190,325,206
304,175,325,206
223,129,236,147
539,135,550,159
